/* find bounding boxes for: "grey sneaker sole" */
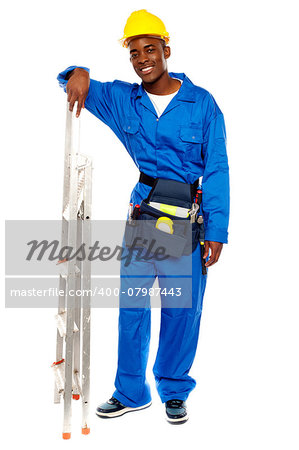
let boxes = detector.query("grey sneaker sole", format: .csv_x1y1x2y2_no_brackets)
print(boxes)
166,414,189,425
96,401,152,419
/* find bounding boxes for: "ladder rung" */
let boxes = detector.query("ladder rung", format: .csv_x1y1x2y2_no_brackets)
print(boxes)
52,360,65,394
59,263,80,279
52,360,81,396
55,311,79,338
73,371,82,397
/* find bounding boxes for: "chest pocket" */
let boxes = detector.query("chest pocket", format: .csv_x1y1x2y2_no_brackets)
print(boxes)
179,126,203,162
122,119,141,154
123,119,140,135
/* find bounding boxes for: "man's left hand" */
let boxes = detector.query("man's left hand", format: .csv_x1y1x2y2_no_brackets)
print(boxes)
203,241,223,267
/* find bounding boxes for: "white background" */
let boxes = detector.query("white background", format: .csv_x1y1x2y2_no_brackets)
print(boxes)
1,0,299,448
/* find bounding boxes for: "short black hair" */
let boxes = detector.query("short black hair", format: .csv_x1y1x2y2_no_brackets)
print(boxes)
160,39,166,49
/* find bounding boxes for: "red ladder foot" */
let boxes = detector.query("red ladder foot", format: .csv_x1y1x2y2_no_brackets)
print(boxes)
62,432,71,440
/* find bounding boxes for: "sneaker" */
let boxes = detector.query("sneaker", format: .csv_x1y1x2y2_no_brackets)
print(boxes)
96,397,152,419
165,399,189,424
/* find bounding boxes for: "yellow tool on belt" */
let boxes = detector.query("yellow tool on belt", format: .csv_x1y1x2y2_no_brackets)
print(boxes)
155,217,174,234
149,201,190,234
149,202,190,218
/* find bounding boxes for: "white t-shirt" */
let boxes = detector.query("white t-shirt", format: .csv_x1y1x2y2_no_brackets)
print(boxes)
146,79,182,117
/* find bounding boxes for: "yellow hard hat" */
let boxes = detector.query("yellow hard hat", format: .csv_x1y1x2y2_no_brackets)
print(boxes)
120,9,170,48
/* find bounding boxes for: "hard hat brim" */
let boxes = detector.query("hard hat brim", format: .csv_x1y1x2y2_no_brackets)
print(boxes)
119,33,170,48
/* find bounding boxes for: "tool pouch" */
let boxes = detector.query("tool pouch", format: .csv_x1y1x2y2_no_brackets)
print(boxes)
124,178,205,259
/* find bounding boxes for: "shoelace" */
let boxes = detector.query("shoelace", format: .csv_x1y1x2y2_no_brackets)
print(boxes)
108,397,122,406
166,399,184,408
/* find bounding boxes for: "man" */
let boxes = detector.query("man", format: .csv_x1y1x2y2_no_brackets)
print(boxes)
57,9,229,424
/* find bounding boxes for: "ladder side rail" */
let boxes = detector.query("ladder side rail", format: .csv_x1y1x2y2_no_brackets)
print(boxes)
73,215,82,399
55,100,74,403
62,102,81,438
54,276,66,403
81,161,92,433
62,102,72,215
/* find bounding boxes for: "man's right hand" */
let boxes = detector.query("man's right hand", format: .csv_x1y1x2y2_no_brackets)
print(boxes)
66,68,90,117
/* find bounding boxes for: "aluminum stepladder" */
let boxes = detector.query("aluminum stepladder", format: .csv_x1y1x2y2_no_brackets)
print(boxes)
52,101,92,439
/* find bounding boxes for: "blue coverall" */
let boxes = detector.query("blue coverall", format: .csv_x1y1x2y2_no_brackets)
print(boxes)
58,67,230,406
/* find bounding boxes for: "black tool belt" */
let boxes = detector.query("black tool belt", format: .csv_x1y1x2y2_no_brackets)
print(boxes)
139,171,199,201
124,172,206,269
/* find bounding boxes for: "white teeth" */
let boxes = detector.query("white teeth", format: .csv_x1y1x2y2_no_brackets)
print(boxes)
141,66,153,72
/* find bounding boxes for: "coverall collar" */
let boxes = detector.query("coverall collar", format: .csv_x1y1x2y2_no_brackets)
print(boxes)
133,72,196,117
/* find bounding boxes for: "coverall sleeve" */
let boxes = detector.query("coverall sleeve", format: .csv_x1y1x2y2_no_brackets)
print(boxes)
201,94,230,244
57,66,126,146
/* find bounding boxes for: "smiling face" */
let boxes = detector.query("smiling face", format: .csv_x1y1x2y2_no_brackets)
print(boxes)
128,36,171,84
